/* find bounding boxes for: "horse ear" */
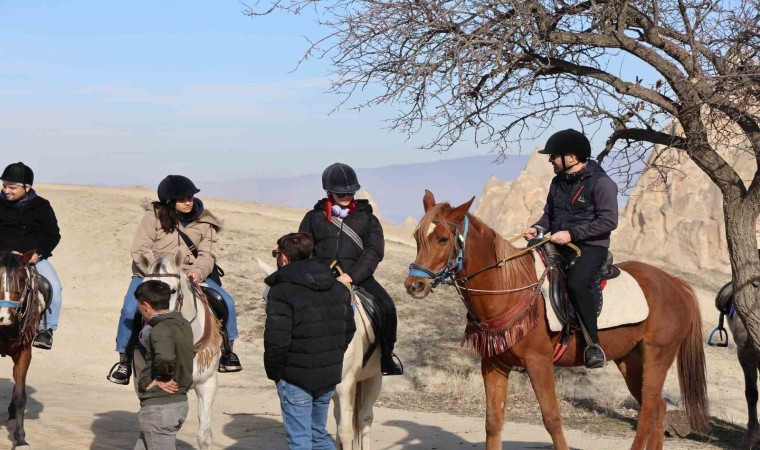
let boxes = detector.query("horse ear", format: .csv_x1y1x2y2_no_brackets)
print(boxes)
423,190,436,212
451,196,476,221
135,253,152,274
255,257,276,277
19,249,37,265
174,250,184,269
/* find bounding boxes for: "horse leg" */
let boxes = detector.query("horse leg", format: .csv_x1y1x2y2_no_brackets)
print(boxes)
523,357,569,450
356,373,382,450
10,348,31,446
195,370,218,450
738,343,760,449
481,357,510,450
630,344,677,450
333,380,356,450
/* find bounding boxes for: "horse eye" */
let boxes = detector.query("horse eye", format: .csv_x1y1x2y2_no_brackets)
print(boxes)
171,289,177,294
438,237,449,245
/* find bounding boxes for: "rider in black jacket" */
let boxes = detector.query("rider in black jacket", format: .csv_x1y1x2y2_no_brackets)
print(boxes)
524,129,618,369
299,163,404,375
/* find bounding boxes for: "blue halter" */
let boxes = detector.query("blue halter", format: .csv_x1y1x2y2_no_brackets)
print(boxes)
408,215,470,287
0,300,21,308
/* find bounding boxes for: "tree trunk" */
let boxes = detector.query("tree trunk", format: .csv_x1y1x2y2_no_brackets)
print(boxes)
725,198,760,353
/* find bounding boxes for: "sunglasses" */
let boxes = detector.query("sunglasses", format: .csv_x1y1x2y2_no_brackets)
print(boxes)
271,249,282,258
332,192,355,199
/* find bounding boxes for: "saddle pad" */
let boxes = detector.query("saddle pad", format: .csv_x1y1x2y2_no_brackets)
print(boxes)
533,252,649,332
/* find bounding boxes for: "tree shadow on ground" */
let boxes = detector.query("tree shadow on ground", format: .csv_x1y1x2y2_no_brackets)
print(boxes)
222,411,287,449
384,419,583,449
0,378,44,448
90,410,193,450
566,396,746,449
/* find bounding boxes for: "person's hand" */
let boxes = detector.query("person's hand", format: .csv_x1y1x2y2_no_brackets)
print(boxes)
337,273,353,285
186,271,201,283
549,231,572,245
523,227,538,240
148,379,179,394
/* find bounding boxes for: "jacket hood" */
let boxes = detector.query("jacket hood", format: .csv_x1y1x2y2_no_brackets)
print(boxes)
264,259,337,291
139,197,223,231
147,311,185,327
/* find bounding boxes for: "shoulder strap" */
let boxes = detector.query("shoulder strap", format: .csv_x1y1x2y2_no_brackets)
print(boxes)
177,229,198,258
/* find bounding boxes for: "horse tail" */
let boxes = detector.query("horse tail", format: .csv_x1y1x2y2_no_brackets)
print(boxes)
676,280,710,433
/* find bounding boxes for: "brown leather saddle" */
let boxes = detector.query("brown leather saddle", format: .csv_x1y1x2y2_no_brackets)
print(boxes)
533,241,620,331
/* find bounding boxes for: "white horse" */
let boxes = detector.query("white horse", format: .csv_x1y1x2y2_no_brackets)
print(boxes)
135,252,222,450
257,258,382,449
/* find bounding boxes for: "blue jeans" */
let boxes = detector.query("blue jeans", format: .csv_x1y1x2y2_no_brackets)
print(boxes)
35,260,62,331
276,380,336,450
115,276,240,353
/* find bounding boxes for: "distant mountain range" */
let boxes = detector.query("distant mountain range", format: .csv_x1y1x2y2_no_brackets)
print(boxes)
202,155,531,224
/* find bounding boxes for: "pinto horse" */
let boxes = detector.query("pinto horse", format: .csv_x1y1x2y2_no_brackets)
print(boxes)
0,250,45,446
134,252,222,450
404,191,709,450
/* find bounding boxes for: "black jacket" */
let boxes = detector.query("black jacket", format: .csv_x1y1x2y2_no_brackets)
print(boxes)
534,160,618,248
298,199,384,284
264,258,356,392
0,190,61,258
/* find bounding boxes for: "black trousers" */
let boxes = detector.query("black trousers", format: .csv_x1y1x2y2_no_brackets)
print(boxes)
357,277,397,354
558,244,608,344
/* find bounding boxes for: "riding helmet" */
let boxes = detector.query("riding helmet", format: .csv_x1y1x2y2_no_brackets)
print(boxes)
0,162,34,186
157,175,201,204
538,129,592,161
322,163,361,194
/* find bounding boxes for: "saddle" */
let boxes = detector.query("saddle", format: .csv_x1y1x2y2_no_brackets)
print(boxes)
534,241,620,331
201,285,233,354
37,275,53,315
352,286,384,367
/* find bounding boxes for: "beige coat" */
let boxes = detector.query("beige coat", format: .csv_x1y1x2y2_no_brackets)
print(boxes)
130,206,222,280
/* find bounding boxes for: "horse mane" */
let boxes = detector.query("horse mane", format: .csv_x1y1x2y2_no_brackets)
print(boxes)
0,252,43,348
491,226,537,289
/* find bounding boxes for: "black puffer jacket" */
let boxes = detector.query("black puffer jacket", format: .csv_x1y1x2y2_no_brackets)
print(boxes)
534,160,618,248
298,199,383,284
0,190,61,258
264,258,356,392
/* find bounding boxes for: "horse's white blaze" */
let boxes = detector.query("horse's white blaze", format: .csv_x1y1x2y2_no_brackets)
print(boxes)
0,307,12,325
426,223,437,237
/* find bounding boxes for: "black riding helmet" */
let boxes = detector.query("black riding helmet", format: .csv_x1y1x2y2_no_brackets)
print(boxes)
1,162,34,186
157,175,201,204
322,162,360,194
537,129,592,162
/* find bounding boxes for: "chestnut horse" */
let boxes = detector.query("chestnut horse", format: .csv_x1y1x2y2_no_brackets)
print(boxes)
0,250,45,446
404,191,709,450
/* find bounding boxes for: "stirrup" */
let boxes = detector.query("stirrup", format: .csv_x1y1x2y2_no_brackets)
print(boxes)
381,353,404,376
106,362,131,385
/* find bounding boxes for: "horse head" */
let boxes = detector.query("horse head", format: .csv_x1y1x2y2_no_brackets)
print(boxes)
0,249,38,327
405,190,474,299
141,250,188,313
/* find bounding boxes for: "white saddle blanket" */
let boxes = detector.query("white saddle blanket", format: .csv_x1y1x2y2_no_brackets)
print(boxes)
533,252,649,332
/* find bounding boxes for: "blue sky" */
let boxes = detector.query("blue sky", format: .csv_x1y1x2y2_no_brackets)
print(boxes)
0,1,648,187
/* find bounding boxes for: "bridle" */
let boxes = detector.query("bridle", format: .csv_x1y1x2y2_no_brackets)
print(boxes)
408,216,470,288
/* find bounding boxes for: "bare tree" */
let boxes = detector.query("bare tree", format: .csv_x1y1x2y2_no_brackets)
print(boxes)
247,1,760,347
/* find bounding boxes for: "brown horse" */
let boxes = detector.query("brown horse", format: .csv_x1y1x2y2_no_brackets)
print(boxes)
404,191,709,450
0,250,45,446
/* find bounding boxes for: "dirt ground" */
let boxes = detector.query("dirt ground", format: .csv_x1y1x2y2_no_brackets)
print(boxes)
0,184,749,449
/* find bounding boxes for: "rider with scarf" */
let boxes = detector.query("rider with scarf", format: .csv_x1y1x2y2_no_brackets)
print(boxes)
298,163,403,376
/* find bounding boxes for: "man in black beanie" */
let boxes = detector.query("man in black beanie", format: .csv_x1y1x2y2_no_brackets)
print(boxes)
523,129,618,369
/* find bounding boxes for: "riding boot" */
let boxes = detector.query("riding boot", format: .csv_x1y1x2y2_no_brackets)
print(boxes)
218,329,242,373
380,310,403,376
107,352,132,385
584,344,607,369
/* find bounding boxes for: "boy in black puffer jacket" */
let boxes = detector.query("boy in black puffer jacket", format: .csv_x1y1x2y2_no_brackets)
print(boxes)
264,233,355,450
